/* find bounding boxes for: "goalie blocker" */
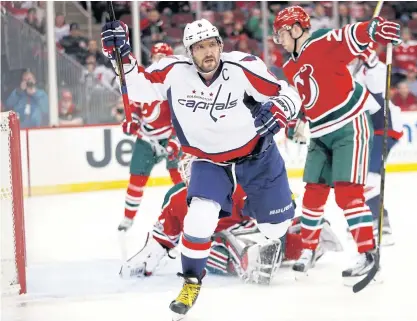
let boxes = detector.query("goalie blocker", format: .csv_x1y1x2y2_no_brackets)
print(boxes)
120,181,342,283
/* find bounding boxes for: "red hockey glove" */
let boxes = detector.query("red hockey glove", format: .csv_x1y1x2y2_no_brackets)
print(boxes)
166,137,181,161
122,119,140,136
367,16,401,46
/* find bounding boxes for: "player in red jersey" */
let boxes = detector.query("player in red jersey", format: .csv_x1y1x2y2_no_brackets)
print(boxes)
118,43,183,231
273,6,401,280
120,155,342,283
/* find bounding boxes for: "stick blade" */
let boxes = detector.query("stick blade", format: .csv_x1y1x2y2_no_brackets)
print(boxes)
352,253,380,293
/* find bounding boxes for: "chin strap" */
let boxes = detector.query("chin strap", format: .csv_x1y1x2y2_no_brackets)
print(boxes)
291,26,307,59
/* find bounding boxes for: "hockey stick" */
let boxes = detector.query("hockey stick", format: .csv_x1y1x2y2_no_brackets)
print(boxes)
107,1,132,122
352,42,393,293
352,0,384,76
118,230,128,270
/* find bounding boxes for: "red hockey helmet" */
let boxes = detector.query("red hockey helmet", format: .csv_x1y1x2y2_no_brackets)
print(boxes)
151,42,174,56
273,6,311,34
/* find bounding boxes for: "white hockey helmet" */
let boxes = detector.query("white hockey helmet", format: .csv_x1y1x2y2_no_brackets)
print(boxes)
183,19,222,55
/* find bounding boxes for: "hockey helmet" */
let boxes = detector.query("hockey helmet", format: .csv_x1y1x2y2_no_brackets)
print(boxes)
151,42,174,57
273,6,311,43
183,19,222,55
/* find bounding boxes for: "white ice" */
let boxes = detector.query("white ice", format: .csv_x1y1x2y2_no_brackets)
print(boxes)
2,173,417,321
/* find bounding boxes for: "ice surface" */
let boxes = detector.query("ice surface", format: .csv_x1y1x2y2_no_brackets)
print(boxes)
2,174,417,321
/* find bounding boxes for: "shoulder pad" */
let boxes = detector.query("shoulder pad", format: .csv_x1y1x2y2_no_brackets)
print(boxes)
146,55,192,72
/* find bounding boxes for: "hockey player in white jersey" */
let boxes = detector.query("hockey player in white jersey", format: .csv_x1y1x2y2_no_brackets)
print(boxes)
101,19,301,319
351,45,403,246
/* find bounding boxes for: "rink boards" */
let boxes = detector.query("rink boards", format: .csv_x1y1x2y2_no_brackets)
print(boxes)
20,112,417,196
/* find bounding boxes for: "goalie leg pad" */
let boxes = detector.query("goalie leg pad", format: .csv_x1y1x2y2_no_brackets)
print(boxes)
206,243,231,275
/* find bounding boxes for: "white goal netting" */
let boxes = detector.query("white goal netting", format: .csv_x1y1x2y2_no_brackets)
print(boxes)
0,111,21,294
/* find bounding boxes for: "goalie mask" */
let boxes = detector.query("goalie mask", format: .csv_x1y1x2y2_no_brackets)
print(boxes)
179,154,196,184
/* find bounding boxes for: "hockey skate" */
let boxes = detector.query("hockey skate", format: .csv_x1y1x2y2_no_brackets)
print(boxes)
170,273,202,321
342,249,380,286
118,216,133,231
243,239,283,285
292,246,324,274
119,233,168,278
373,218,395,247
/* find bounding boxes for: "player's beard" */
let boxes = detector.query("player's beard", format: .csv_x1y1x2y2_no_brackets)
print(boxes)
194,55,220,75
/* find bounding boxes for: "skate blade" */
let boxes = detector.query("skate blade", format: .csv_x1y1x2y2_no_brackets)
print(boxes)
293,269,310,281
172,312,185,321
343,269,383,287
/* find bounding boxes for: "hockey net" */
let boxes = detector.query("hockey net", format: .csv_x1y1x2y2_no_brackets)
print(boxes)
0,111,26,295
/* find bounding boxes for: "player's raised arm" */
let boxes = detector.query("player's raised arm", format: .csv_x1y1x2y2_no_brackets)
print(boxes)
101,21,174,102
273,6,401,64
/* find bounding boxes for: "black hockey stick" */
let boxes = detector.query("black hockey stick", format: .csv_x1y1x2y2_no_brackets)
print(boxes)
106,1,132,122
352,42,393,293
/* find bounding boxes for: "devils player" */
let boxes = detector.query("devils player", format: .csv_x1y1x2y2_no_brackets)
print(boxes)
273,6,401,279
118,43,183,232
120,155,342,282
350,45,403,246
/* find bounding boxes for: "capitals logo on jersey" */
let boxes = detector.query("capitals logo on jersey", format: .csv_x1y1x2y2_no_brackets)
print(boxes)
293,64,319,110
177,84,238,122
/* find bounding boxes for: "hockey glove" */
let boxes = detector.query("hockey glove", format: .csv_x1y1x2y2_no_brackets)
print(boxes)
122,119,140,136
367,17,401,46
285,118,307,144
166,136,181,161
254,98,288,137
101,21,132,63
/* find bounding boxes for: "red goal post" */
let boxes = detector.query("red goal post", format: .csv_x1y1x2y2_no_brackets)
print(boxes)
1,111,27,294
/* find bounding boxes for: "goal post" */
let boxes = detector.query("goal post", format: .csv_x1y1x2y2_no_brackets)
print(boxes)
1,111,27,295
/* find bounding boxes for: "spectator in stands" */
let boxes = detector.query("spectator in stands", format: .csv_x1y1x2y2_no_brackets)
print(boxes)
338,3,352,27
260,36,283,68
54,13,70,42
141,9,164,46
5,71,48,128
392,82,417,111
58,90,84,126
219,11,235,39
85,40,107,66
392,27,417,83
24,7,43,33
80,54,117,91
235,34,257,55
60,23,88,61
111,96,125,123
406,64,417,96
310,3,333,32
157,1,190,15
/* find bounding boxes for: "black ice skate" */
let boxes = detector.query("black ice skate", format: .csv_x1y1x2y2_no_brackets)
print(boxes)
170,273,202,321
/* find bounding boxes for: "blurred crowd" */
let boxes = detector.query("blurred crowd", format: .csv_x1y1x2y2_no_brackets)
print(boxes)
1,1,417,129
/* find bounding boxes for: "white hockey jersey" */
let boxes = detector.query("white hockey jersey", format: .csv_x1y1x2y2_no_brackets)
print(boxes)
352,61,403,140
118,51,301,162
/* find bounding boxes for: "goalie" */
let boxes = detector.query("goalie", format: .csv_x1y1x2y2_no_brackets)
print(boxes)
120,155,342,284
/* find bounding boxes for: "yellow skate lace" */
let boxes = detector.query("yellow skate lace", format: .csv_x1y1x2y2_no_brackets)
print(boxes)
175,283,201,307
